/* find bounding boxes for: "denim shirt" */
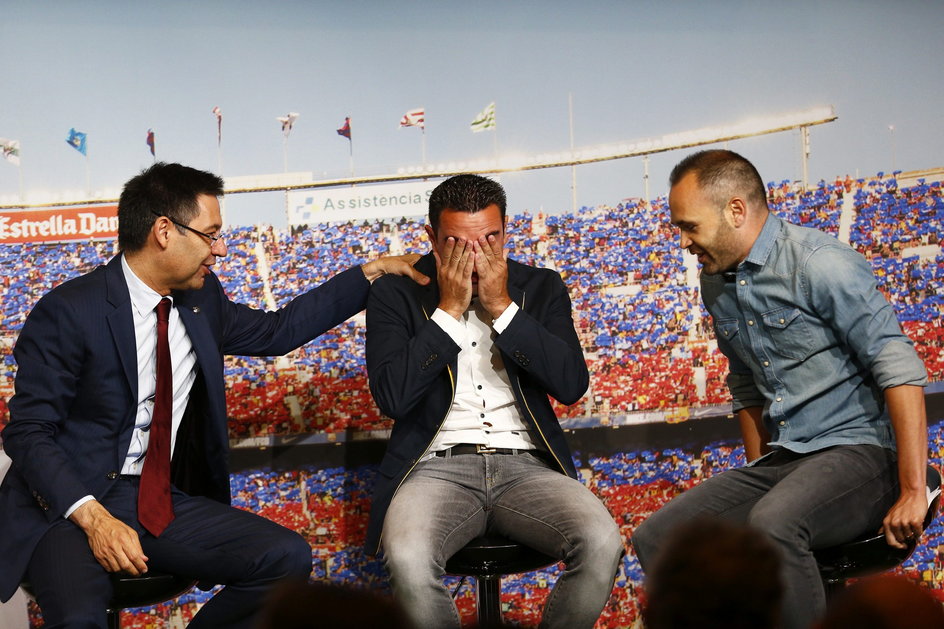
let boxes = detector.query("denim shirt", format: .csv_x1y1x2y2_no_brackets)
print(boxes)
701,214,927,455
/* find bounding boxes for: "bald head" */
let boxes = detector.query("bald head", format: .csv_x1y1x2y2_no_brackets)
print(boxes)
669,149,769,214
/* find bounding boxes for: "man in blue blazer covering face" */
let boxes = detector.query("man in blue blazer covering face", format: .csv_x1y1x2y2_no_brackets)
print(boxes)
365,174,623,629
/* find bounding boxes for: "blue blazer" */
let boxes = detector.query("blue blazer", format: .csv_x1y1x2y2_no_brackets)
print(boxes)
364,253,589,553
0,255,369,602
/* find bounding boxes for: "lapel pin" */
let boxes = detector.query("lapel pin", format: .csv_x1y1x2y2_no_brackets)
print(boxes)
192,306,201,314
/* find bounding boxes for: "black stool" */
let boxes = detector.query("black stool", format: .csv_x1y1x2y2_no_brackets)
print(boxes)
445,534,558,627
22,571,197,629
814,465,942,596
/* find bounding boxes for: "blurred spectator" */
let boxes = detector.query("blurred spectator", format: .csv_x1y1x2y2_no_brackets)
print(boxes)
255,578,411,629
642,517,783,629
814,575,944,629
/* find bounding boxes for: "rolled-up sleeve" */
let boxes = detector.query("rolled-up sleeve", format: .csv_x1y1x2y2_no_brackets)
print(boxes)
805,245,928,391
871,340,928,390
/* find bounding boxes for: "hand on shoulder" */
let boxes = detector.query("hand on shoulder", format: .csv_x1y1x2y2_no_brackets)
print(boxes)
362,254,430,285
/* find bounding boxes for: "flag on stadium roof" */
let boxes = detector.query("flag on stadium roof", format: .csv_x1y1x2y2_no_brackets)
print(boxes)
146,129,155,157
0,138,20,166
277,112,300,138
211,106,222,145
66,128,87,156
337,116,352,140
399,108,425,129
470,102,496,133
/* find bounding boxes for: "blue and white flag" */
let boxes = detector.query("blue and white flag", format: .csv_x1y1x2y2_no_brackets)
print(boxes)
66,128,88,155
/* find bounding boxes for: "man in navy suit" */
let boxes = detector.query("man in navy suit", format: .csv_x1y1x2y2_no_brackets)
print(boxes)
365,175,623,629
0,162,427,628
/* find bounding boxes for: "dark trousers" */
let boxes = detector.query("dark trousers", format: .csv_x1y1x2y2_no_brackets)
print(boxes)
25,478,312,629
632,444,898,629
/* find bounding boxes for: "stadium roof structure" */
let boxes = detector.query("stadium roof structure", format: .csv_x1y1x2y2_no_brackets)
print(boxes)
0,105,836,210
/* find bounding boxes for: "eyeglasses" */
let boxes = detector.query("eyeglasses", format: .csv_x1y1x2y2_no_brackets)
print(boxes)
150,211,223,245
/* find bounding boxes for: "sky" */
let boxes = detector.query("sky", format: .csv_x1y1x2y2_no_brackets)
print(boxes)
1,0,942,227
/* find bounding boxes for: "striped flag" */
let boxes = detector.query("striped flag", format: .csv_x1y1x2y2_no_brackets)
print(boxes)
277,112,300,138
337,116,352,140
212,106,222,145
66,128,88,155
399,108,425,129
146,129,156,156
0,138,20,165
470,102,496,133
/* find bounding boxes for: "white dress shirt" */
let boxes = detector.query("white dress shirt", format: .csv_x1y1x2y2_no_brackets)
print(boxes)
428,299,537,453
120,254,198,474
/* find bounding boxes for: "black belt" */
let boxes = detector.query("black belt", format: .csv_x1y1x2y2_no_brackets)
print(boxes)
435,444,527,457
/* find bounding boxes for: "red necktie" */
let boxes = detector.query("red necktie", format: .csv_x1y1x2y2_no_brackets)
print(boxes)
138,297,174,536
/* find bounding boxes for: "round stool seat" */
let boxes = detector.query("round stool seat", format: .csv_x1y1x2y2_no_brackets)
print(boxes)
446,534,558,578
814,532,914,584
106,571,197,613
22,571,197,629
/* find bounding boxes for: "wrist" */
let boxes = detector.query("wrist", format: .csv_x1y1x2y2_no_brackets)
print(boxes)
70,499,105,530
361,261,386,283
439,303,465,320
485,296,512,319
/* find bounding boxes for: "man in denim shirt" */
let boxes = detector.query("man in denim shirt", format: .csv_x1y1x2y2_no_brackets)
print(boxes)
632,150,928,629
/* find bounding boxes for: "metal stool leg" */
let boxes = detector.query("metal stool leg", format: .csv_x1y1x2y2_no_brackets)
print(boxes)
476,575,502,627
107,609,121,629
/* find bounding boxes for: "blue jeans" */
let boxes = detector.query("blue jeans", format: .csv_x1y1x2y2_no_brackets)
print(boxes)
382,451,623,629
632,444,899,629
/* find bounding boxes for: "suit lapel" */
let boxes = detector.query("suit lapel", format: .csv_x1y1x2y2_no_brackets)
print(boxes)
104,256,138,398
417,253,441,318
506,259,526,310
174,291,225,410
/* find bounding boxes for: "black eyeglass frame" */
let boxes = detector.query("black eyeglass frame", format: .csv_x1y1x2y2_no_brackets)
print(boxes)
150,210,223,245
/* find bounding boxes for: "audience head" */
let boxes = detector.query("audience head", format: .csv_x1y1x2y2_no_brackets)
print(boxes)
814,575,944,629
255,579,412,629
118,162,224,253
668,150,769,275
642,516,783,629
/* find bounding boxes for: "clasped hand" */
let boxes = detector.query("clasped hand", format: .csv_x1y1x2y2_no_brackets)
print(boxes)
435,234,511,320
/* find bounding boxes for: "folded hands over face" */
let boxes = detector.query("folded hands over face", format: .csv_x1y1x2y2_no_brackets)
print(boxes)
435,234,511,320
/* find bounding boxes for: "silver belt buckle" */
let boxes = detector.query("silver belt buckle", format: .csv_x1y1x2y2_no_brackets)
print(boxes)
475,444,498,455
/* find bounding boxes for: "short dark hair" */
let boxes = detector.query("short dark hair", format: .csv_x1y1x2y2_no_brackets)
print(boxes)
643,517,782,629
668,150,768,211
117,162,224,252
428,174,506,233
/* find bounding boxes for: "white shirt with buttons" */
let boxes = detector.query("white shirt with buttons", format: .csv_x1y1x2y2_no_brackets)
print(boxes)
427,299,537,453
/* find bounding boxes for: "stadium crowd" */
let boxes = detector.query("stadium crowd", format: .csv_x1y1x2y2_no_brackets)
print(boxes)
1,170,941,438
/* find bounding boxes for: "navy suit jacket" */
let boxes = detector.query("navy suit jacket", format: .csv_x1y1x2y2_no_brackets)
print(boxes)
364,253,589,553
0,255,369,602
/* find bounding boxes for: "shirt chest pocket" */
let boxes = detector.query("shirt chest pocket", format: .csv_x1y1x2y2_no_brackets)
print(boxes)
762,307,813,361
713,317,747,358
715,318,740,342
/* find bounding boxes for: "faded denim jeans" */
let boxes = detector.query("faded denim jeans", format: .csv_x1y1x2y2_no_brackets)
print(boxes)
382,451,623,629
632,444,899,629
